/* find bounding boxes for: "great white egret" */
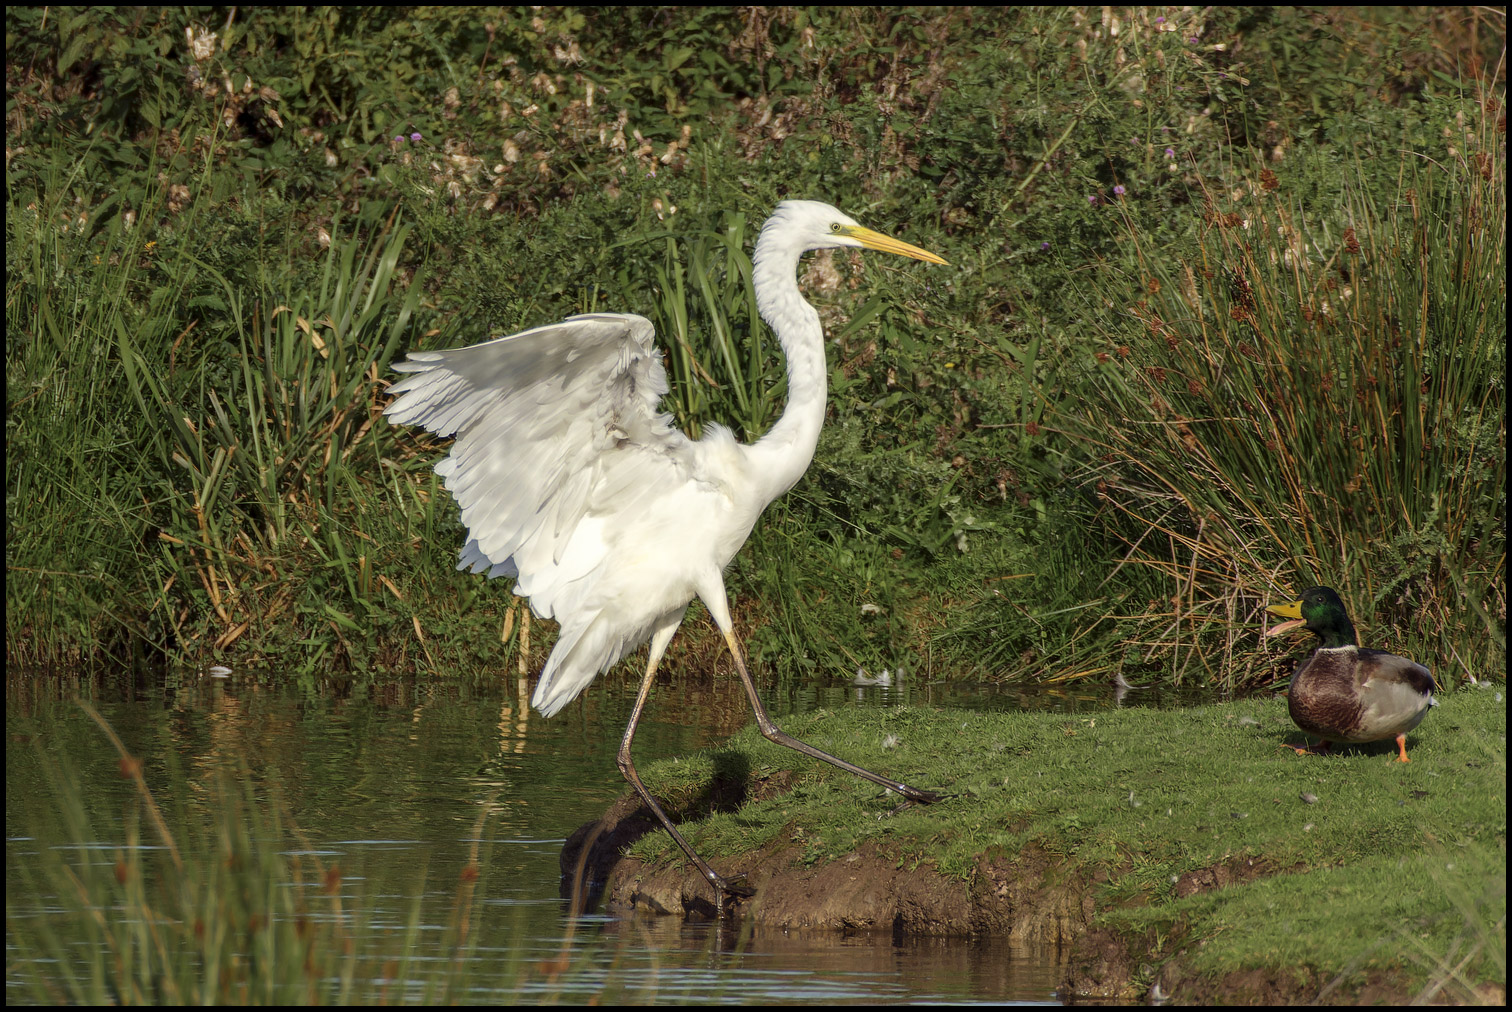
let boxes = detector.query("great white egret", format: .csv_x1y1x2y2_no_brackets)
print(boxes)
385,200,948,911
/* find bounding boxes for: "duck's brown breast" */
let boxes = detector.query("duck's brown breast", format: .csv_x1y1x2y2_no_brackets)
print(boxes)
1288,654,1365,739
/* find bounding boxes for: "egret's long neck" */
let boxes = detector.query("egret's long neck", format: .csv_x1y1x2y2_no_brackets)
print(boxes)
748,234,826,504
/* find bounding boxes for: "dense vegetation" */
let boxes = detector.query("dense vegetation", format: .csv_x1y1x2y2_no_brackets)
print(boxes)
6,7,1504,691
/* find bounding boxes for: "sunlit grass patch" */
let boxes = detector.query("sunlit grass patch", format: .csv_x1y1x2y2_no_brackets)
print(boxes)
620,685,1506,1000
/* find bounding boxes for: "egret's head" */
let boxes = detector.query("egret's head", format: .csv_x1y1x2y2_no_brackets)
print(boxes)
766,199,948,265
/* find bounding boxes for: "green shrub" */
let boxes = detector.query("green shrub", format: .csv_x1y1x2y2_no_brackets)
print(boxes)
5,7,1504,687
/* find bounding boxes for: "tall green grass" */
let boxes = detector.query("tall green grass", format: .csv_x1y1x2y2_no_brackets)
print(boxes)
639,209,782,442
117,215,424,651
6,8,1504,688
5,152,451,670
8,168,178,662
1063,125,1505,687
6,704,495,1004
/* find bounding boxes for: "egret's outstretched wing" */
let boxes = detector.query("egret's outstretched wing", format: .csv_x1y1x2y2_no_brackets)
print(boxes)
384,313,689,604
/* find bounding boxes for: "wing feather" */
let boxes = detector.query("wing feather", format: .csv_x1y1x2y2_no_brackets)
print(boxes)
385,313,690,617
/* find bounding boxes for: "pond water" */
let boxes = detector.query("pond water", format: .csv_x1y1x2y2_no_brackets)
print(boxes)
7,666,1164,1005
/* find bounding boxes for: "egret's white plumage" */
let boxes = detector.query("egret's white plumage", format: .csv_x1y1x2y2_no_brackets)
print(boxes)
385,200,946,910
387,312,701,714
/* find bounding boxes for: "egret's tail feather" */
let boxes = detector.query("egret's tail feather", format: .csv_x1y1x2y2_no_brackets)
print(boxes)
531,611,636,717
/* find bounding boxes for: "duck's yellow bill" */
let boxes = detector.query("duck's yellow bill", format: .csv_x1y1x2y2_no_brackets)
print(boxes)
1266,599,1303,620
1264,598,1305,637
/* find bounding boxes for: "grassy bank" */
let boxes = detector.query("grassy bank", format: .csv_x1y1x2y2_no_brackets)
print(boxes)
5,7,1505,689
606,687,1506,1002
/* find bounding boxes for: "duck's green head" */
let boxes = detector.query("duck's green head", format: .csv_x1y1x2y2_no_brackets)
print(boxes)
1264,586,1359,648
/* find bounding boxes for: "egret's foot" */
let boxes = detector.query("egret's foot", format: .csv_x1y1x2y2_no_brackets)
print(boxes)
710,873,755,921
885,786,952,816
897,784,948,805
717,872,756,899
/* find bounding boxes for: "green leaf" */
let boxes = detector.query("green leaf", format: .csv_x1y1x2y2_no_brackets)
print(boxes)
57,33,91,73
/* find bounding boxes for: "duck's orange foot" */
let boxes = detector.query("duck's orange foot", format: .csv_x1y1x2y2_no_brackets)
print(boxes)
1282,740,1332,757
1394,733,1411,763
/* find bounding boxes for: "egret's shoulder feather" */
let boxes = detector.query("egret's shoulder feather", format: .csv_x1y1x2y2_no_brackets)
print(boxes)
385,313,689,602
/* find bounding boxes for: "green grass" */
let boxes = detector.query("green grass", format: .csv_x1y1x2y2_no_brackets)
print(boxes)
5,705,496,1004
5,169,453,672
1129,846,1506,1002
621,686,1506,1000
5,7,1505,693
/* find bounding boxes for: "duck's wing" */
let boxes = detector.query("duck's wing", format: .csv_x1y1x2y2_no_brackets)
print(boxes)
1352,649,1436,742
385,313,690,596
1356,649,1436,696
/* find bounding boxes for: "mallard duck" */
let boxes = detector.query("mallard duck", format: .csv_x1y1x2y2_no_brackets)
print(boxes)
1264,586,1436,762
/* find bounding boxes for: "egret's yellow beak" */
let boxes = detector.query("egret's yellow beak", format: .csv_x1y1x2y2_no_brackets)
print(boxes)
842,225,949,265
1264,598,1305,638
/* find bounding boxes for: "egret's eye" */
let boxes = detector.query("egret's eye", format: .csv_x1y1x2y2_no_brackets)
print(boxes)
829,222,842,233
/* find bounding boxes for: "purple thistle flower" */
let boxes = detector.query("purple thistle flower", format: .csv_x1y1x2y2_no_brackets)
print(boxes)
394,135,405,143
410,132,423,142
1165,147,1176,158
1114,185,1126,196
1088,194,1099,206
1040,241,1051,251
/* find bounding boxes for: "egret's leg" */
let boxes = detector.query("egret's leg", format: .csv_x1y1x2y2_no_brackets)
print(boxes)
721,628,940,805
617,644,754,916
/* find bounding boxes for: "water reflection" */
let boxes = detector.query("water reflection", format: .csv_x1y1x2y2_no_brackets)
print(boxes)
532,918,1064,1004
3,667,1184,1004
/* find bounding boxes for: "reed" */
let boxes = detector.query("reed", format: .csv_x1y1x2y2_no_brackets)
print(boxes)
1064,122,1505,688
6,151,455,668
5,703,495,1004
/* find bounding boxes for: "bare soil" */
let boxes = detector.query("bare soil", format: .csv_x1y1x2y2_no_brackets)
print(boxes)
562,792,1443,1005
